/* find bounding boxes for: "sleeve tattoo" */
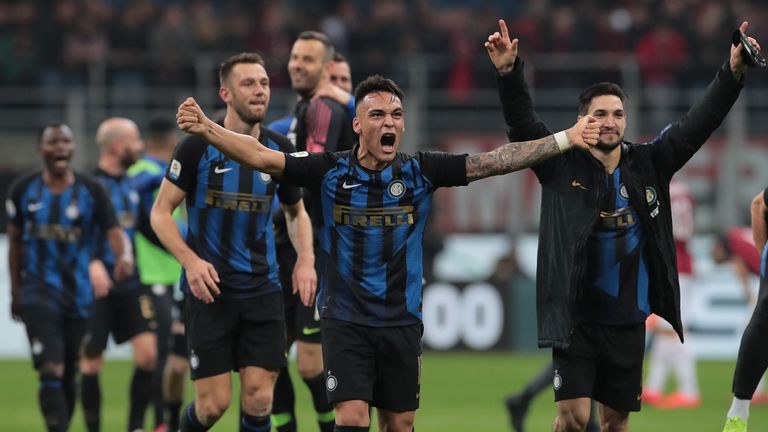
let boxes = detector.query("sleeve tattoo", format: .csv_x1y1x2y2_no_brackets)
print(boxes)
465,135,560,182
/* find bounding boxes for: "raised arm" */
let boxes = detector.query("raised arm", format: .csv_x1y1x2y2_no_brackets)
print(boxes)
176,97,287,178
751,189,768,253
466,116,599,182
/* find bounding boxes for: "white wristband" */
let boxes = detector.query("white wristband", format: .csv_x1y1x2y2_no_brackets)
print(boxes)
554,131,571,152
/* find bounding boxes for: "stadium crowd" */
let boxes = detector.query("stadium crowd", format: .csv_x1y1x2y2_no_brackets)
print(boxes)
1,0,768,90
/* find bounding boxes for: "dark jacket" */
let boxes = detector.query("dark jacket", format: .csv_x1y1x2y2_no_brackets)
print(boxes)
496,58,744,349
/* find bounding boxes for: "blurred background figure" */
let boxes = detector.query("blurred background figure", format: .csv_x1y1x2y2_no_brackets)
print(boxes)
643,179,701,409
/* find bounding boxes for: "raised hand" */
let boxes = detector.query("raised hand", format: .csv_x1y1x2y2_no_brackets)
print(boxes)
730,21,762,80
485,19,519,74
565,116,600,150
176,97,211,135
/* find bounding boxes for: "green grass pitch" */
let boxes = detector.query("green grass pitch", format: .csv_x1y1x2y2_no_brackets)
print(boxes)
2,353,766,431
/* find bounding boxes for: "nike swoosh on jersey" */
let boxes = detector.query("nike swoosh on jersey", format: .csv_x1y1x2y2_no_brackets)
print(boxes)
302,326,321,335
214,166,233,174
342,181,362,189
571,180,588,190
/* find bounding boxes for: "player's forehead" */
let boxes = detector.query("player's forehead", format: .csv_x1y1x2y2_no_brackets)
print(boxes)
330,61,351,77
360,91,402,112
42,125,74,143
588,95,624,113
230,62,268,82
291,39,325,59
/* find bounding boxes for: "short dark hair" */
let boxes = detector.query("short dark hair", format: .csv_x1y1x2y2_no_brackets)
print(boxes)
297,30,334,62
146,115,176,138
219,52,265,86
577,82,627,115
333,52,348,63
354,75,404,108
38,121,67,145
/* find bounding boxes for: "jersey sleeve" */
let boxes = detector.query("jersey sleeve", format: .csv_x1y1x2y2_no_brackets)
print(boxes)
417,151,469,189
282,151,337,188
85,177,120,232
266,129,304,206
306,99,354,152
166,136,206,193
5,177,26,228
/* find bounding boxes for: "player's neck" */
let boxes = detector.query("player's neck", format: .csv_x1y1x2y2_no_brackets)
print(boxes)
42,169,74,192
98,156,125,177
146,147,172,163
356,146,387,171
224,115,260,140
589,145,621,174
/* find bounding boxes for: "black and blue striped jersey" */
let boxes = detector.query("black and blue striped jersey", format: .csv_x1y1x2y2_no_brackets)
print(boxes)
6,171,119,318
166,125,302,299
282,147,467,327
579,167,650,325
92,169,143,292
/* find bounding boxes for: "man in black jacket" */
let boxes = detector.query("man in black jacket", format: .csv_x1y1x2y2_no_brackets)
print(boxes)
485,19,760,432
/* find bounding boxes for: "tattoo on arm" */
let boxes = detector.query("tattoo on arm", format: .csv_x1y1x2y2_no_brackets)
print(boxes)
465,135,560,182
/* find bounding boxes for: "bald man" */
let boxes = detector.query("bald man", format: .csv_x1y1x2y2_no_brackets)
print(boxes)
80,117,159,432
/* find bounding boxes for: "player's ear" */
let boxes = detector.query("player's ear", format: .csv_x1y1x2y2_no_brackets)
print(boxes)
353,117,361,134
218,86,230,104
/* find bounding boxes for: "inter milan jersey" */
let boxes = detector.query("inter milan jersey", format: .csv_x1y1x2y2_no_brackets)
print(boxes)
580,167,650,325
92,169,143,292
166,125,302,299
6,171,119,318
282,146,467,326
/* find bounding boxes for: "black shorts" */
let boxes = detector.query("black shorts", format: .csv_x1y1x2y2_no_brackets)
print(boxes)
22,306,86,369
552,322,645,412
149,284,174,356
321,319,422,412
82,286,158,357
170,297,187,357
185,291,287,380
277,241,321,344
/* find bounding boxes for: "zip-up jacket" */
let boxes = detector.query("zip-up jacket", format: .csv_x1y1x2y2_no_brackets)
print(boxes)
496,58,744,349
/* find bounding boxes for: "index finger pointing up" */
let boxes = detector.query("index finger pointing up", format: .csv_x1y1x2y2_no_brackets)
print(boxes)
499,19,510,41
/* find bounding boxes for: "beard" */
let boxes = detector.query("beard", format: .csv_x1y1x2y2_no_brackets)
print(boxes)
119,151,139,169
233,101,265,126
593,134,623,153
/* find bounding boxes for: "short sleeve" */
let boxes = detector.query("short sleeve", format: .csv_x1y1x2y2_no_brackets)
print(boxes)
5,177,25,227
83,176,119,232
166,135,207,193
262,127,304,206
417,151,468,188
282,151,337,188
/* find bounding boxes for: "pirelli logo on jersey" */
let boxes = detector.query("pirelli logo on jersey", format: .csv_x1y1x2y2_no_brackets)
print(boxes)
205,190,271,213
333,205,414,227
30,224,83,243
599,207,637,229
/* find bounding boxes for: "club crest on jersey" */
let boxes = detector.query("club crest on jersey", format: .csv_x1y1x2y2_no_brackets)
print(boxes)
31,338,44,355
645,187,657,205
259,172,272,183
553,371,562,390
620,184,629,199
190,351,200,370
66,204,79,220
326,374,338,392
387,179,406,199
169,159,182,180
5,199,15,218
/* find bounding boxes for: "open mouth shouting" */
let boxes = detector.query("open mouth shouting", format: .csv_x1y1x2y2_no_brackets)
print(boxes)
381,133,396,153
